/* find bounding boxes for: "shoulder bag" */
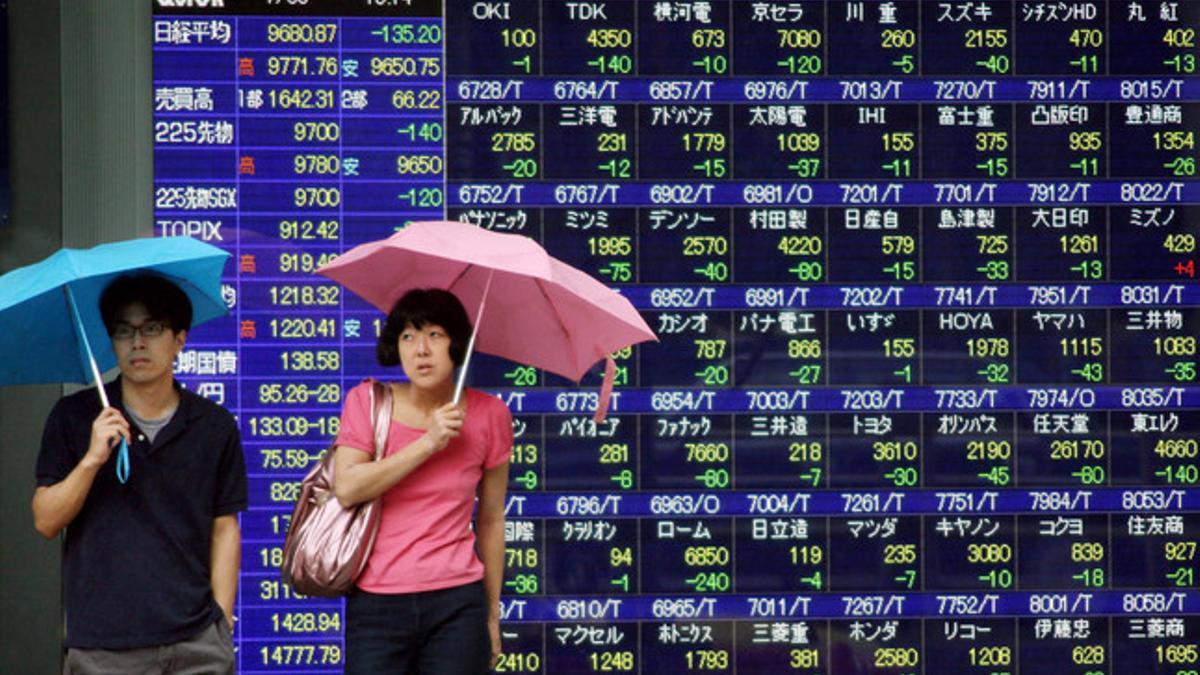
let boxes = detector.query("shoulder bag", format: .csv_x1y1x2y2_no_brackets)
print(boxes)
280,379,392,597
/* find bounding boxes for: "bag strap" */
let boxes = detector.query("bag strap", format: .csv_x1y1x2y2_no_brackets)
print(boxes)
367,379,393,461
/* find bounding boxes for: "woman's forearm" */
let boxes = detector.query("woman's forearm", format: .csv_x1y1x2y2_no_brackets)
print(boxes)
333,437,435,507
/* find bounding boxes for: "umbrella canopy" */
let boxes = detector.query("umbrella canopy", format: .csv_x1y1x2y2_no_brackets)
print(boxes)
0,237,230,385
317,220,656,419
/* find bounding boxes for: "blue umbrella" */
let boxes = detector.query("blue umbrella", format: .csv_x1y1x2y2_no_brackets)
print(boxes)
0,237,230,481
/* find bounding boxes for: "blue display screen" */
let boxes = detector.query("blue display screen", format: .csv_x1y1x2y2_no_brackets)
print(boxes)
154,1,1200,672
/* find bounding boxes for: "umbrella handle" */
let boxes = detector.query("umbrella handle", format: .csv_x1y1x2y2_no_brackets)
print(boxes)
453,270,493,406
115,439,130,483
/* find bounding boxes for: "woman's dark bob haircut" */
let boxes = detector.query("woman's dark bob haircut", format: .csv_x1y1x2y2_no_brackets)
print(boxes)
376,288,472,367
99,273,193,336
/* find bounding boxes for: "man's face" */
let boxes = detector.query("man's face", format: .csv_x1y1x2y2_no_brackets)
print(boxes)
109,302,186,386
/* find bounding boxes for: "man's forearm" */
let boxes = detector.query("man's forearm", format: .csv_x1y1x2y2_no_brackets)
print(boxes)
210,515,240,624
32,461,103,539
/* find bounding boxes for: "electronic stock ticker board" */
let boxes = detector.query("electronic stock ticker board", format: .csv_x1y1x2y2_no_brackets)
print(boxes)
154,1,1200,673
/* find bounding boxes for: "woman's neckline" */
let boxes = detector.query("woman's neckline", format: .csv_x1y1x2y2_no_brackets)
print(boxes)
387,382,470,429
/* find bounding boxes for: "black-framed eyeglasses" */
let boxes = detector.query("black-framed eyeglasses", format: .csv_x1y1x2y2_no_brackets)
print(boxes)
111,321,168,341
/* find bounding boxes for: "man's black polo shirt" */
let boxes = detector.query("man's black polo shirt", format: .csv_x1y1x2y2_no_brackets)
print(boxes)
35,378,247,649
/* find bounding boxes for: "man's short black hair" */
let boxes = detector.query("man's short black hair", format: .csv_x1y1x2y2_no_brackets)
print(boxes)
99,273,193,335
377,288,472,367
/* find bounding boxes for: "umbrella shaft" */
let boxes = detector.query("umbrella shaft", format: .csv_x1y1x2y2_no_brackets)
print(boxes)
64,285,111,408
89,357,111,409
452,271,493,406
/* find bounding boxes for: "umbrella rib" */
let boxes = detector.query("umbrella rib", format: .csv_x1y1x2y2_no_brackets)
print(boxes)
445,263,475,295
533,278,583,379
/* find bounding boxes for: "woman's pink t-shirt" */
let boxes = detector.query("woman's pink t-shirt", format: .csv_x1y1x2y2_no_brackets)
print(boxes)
335,381,513,594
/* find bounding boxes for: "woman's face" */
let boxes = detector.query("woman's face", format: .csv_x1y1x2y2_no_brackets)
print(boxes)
398,322,455,387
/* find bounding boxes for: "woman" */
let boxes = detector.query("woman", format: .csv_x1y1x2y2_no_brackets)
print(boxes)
333,288,512,674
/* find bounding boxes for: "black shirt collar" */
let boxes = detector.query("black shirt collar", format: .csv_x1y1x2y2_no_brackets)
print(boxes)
104,377,196,451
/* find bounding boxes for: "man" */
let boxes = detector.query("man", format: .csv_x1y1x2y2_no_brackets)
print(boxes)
32,273,246,674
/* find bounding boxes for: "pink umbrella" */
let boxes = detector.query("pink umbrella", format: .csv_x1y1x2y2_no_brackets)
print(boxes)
317,221,656,421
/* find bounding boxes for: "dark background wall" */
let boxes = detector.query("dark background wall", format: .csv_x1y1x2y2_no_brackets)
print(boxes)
1,1,148,671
